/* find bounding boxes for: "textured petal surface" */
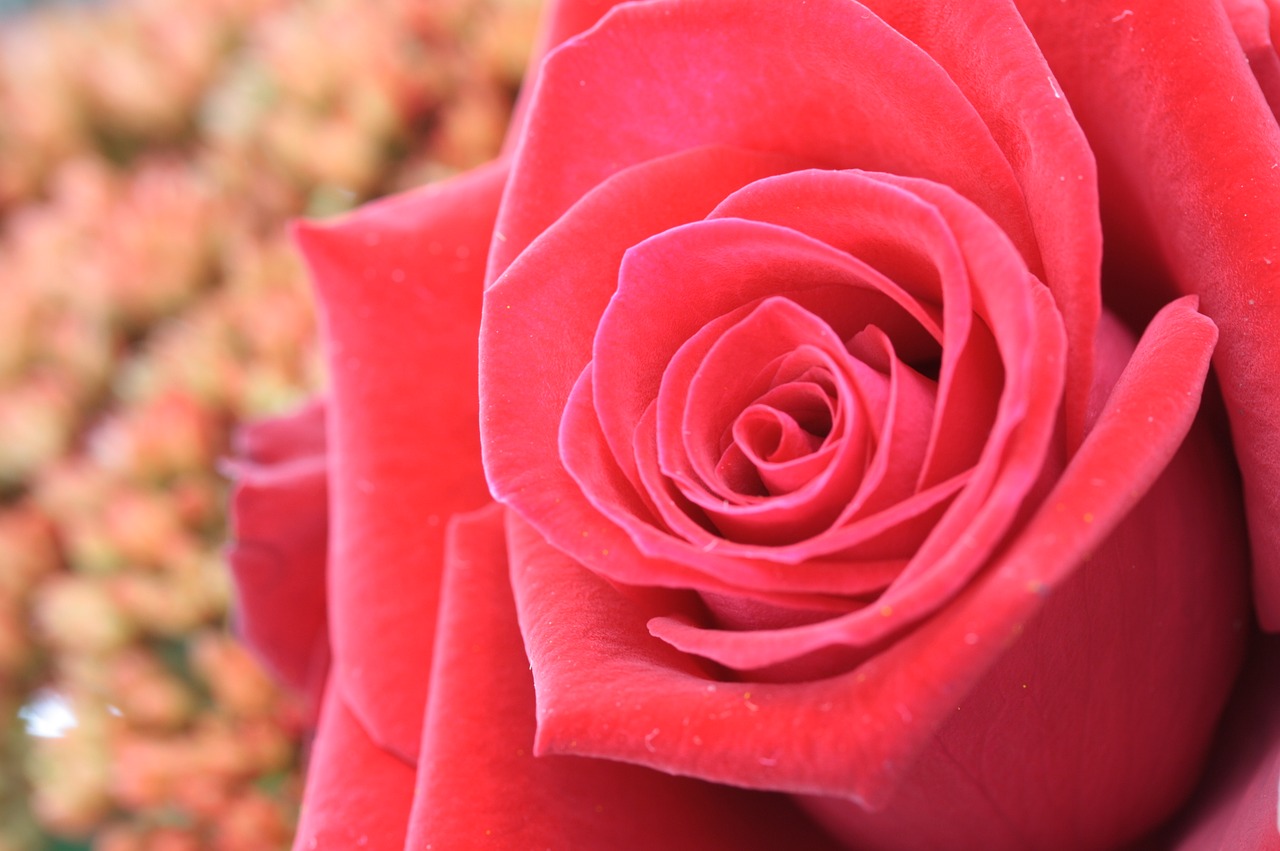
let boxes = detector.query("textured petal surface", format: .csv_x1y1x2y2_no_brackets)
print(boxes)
1014,0,1280,628
294,160,507,761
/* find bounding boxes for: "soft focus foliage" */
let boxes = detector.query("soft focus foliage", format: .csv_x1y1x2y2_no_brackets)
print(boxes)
0,0,537,847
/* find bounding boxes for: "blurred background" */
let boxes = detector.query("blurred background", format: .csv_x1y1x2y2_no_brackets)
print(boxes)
0,0,538,847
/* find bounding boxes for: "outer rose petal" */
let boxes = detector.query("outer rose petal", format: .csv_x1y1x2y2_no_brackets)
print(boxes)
225,402,330,705
405,502,845,850
504,0,622,150
490,0,1034,282
1012,0,1280,627
293,161,507,761
232,398,327,465
292,683,416,851
510,297,1245,846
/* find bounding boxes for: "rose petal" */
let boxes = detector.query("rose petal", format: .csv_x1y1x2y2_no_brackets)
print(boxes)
483,146,802,586
1014,0,1280,628
494,0,1102,442
858,0,1102,442
225,406,329,703
404,502,846,850
1224,0,1280,117
512,296,1232,817
503,0,624,152
565,365,913,602
606,213,939,507
705,170,998,492
559,173,1067,652
294,161,506,761
801,390,1249,849
489,0,1037,286
231,398,327,466
292,684,416,851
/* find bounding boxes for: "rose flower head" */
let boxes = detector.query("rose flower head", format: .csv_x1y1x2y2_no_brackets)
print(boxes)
228,1,1280,849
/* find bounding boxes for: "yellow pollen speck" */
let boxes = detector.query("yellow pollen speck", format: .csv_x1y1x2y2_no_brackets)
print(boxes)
1022,683,1028,689
879,605,893,617
1083,512,1095,523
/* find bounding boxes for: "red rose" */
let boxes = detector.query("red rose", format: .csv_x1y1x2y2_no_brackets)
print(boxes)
229,0,1280,849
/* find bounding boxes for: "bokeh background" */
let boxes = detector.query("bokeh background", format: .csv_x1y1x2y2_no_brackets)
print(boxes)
0,1,538,847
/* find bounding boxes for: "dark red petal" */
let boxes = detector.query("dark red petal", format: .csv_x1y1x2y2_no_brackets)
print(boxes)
511,297,1230,816
404,502,845,851
1159,634,1280,851
225,411,329,702
232,398,327,465
1014,0,1280,628
294,161,506,761
292,683,415,851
